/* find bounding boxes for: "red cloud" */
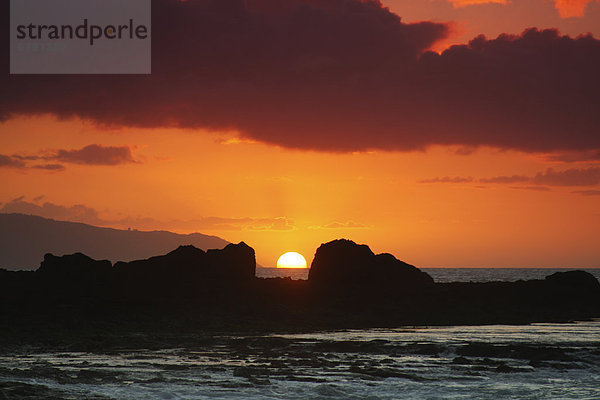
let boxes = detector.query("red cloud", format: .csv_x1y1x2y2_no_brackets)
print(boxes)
480,175,530,184
532,167,600,186
491,167,600,187
51,144,137,166
0,154,65,171
1,0,599,155
1,145,137,171
571,189,600,196
419,176,473,183
0,154,26,168
31,164,66,171
425,166,600,187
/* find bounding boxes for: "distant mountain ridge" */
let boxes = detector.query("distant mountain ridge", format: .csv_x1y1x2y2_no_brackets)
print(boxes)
0,213,230,270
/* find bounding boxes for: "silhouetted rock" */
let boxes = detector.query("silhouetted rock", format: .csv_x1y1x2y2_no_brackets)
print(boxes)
33,253,113,298
114,242,256,284
308,239,433,288
545,270,600,290
114,244,206,278
205,242,256,280
38,252,112,280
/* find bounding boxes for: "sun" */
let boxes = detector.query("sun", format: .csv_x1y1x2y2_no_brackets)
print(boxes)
277,252,308,269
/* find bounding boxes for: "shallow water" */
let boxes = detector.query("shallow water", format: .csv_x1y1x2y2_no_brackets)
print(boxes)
2,321,599,399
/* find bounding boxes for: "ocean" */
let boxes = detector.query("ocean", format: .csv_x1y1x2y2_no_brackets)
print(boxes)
1,268,599,399
1,322,599,399
256,266,600,283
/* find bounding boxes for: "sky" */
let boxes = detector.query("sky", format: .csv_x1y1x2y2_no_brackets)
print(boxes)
1,0,599,267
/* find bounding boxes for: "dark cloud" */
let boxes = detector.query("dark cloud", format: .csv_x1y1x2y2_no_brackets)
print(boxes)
532,167,600,186
50,144,137,166
480,175,530,184
571,189,600,196
423,167,600,187
0,154,65,171
480,167,600,186
0,154,26,168
542,150,600,162
419,176,473,183
11,154,39,161
454,146,478,156
2,0,599,154
1,145,137,170
31,164,67,171
508,186,552,192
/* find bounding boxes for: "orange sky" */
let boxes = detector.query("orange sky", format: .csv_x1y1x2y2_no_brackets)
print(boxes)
449,0,595,18
1,0,599,267
1,115,599,267
385,0,600,50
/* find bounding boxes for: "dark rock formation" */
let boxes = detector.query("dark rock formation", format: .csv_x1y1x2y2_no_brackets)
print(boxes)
114,242,256,283
545,270,600,290
38,252,112,280
308,239,433,288
0,239,599,346
114,245,205,279
34,253,113,297
205,242,256,280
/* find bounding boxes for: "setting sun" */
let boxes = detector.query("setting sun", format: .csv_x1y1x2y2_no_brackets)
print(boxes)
276,252,308,269
2,1,600,398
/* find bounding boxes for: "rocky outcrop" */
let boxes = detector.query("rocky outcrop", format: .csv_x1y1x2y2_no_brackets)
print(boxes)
205,242,256,280
27,242,255,297
308,239,433,288
1,239,598,338
113,242,256,284
545,270,600,290
34,253,113,296
38,252,112,280
114,244,206,278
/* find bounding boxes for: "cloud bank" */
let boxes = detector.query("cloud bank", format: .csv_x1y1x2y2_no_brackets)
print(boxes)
0,197,296,232
481,167,600,186
1,0,599,154
421,167,600,190
51,144,137,166
1,144,138,171
419,176,474,183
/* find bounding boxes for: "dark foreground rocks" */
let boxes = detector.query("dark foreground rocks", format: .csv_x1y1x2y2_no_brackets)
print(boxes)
1,239,599,348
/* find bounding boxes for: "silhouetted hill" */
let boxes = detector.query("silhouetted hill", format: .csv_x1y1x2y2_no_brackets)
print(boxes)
0,213,229,270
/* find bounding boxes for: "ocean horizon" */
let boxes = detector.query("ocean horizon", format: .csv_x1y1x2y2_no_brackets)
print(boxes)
257,266,600,283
